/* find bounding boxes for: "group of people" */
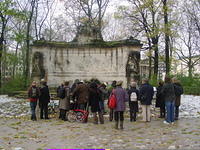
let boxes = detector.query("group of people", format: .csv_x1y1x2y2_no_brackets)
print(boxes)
27,76,183,129
155,76,183,124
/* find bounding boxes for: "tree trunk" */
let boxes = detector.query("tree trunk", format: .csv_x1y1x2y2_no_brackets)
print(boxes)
25,0,36,86
163,0,170,75
148,39,152,79
0,17,7,88
188,59,193,78
152,37,159,79
12,42,19,77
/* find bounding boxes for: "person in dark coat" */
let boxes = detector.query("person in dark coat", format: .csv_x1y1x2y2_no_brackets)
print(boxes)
108,80,116,121
28,81,40,121
161,76,176,124
39,79,50,119
127,82,139,122
89,82,104,124
139,79,154,122
70,79,79,93
113,81,128,130
155,81,165,118
172,77,184,120
99,83,108,114
72,81,89,110
59,81,71,121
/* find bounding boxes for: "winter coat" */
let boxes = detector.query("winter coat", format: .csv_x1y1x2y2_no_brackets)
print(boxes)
127,87,139,112
59,86,70,110
28,86,40,102
174,83,183,106
161,83,175,102
73,84,89,104
113,86,129,112
155,85,165,108
99,87,108,101
39,85,50,104
89,88,101,113
139,83,154,105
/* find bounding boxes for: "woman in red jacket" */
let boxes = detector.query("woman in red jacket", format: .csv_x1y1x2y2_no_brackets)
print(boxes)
28,81,40,121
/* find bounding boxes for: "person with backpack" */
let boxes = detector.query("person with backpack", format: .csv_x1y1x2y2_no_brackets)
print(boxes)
39,79,50,119
172,77,184,120
161,76,176,124
28,81,40,121
113,81,129,130
139,78,154,122
127,82,139,122
58,81,71,121
155,81,165,118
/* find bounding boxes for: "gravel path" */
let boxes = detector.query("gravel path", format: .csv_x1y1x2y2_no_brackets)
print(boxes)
0,95,200,150
0,117,200,150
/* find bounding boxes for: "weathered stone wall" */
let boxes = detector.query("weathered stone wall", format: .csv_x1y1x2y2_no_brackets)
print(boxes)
31,42,141,87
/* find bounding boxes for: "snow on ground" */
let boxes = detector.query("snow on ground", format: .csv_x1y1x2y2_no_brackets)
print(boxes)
0,95,19,104
179,95,200,118
0,95,200,118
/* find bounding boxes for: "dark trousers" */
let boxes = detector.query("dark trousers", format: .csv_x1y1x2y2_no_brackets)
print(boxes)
130,110,137,121
40,103,48,119
99,100,105,113
114,111,124,122
160,107,166,118
30,101,37,120
93,111,104,124
59,109,67,120
109,109,114,121
175,106,179,120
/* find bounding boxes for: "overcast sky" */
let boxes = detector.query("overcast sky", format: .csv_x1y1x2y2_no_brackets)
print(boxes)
54,0,128,17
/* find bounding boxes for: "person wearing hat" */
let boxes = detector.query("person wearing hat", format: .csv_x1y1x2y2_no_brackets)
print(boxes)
28,81,40,121
139,78,154,122
113,81,129,129
39,79,50,119
127,82,139,121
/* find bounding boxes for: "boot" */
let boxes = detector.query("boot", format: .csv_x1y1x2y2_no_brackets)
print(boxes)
32,115,37,121
115,121,119,129
109,109,113,121
120,121,124,130
98,112,104,124
93,113,98,124
31,115,33,121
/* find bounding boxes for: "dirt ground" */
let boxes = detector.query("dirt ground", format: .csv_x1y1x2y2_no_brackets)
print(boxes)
0,115,200,150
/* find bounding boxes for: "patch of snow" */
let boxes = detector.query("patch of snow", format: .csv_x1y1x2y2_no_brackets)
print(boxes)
179,95,200,118
0,95,19,104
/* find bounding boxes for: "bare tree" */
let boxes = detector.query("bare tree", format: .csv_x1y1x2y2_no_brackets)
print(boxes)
162,0,170,75
176,1,200,77
64,0,110,40
33,0,56,40
120,0,163,79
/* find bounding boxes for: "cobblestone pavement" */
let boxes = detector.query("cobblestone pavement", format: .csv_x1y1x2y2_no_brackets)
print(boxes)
0,116,200,150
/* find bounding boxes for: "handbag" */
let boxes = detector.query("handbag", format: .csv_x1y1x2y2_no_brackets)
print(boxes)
108,92,117,109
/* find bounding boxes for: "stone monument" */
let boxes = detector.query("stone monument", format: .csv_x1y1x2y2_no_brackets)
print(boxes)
31,24,142,87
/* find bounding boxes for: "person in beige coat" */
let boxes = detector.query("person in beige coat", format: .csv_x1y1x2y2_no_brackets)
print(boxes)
59,81,70,121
